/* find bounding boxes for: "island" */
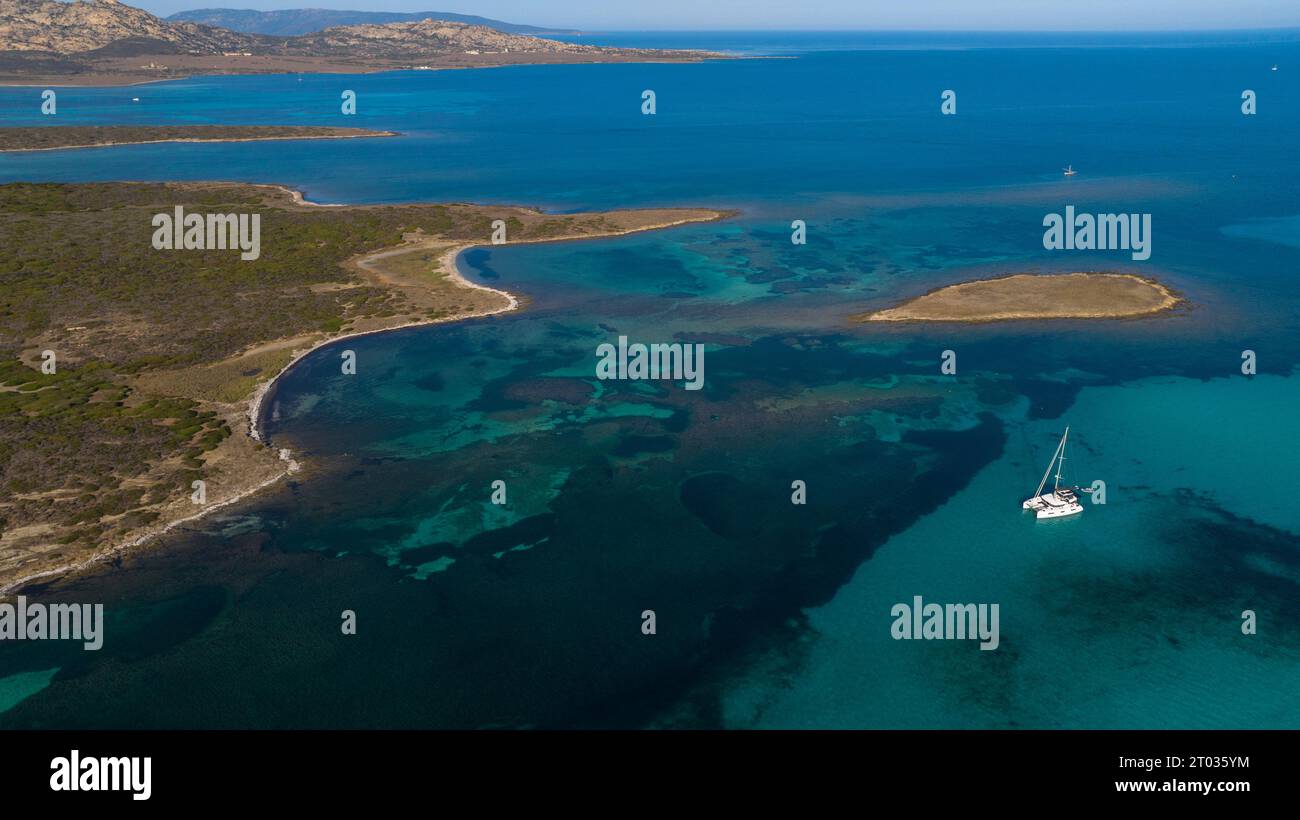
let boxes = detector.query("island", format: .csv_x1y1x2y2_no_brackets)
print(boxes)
0,180,730,591
0,125,397,152
856,272,1183,323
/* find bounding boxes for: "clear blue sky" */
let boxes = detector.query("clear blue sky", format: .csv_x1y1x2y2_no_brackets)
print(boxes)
135,0,1300,31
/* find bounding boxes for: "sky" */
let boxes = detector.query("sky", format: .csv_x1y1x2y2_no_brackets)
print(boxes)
132,0,1300,32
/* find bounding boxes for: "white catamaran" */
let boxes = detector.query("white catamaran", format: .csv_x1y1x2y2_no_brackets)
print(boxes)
1022,427,1084,519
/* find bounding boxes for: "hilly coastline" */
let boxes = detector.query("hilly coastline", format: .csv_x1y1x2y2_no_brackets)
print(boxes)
0,0,718,85
166,7,578,37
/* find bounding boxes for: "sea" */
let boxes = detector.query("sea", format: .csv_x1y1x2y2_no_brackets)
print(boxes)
1,31,1298,728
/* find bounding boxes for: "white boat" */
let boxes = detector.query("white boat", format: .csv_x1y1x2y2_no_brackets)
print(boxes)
1062,165,1078,177
1022,427,1084,519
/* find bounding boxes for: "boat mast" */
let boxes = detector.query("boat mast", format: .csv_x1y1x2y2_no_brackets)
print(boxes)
1053,426,1070,491
1033,430,1066,499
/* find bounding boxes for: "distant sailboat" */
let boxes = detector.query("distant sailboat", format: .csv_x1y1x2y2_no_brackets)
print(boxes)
1062,165,1078,177
1272,64,1279,71
1022,427,1084,519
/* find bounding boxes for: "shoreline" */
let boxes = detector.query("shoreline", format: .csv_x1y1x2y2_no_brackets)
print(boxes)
247,209,727,440
2,195,727,595
264,183,346,208
0,53,729,89
0,130,399,154
244,239,521,444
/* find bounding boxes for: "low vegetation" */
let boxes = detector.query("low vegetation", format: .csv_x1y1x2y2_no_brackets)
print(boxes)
0,180,724,586
0,125,395,152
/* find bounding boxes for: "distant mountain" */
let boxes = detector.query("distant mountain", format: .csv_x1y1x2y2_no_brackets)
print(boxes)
167,7,578,37
1,0,257,53
0,0,592,57
282,19,596,58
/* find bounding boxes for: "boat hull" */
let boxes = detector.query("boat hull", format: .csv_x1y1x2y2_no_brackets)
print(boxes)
1035,501,1083,519
1022,493,1084,519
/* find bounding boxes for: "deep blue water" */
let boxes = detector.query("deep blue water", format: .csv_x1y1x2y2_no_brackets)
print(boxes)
1,34,1298,727
4,36,1299,209
557,28,1300,55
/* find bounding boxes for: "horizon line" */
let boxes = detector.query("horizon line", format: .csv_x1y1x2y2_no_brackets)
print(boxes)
564,25,1300,34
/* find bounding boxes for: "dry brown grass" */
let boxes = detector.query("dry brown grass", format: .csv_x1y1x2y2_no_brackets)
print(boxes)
858,272,1183,323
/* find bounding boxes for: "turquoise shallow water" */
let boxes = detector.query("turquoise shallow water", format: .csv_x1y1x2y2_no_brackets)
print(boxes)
717,375,1300,728
1,33,1297,727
